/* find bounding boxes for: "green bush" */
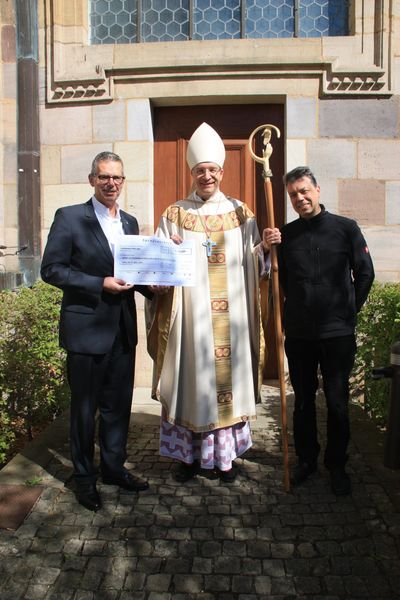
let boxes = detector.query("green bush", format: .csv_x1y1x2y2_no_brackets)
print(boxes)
352,281,400,425
0,281,68,465
0,408,15,465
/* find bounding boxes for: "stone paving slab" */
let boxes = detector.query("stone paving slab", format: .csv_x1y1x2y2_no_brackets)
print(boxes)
0,384,400,599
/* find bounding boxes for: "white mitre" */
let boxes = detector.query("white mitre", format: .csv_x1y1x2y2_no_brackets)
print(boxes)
186,122,226,171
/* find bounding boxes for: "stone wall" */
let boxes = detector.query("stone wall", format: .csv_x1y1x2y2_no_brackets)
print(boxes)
37,0,400,384
0,0,18,287
39,0,399,284
286,95,400,282
2,0,399,383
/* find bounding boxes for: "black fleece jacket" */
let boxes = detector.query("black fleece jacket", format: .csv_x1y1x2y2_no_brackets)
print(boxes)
277,206,375,340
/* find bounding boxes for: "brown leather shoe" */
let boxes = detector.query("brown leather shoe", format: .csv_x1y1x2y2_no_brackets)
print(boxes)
102,471,149,492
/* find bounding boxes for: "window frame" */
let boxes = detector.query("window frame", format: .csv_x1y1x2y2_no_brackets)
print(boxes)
45,0,391,104
89,0,351,44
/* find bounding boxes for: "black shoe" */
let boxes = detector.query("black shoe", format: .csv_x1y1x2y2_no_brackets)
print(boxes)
218,464,238,483
102,471,149,492
290,462,317,486
174,461,199,482
76,485,102,512
330,467,351,496
199,468,219,480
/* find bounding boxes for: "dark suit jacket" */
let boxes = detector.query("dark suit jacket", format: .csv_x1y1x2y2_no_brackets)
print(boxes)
41,199,152,354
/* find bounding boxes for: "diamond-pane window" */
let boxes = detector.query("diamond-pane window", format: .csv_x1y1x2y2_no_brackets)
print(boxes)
89,0,349,44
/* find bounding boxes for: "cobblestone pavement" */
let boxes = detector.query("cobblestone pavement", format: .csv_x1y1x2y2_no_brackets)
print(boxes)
1,384,400,599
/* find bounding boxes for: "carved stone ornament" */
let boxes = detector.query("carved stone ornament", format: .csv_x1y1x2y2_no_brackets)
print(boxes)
45,0,392,105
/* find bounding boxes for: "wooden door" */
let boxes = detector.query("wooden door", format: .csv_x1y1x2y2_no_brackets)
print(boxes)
153,104,285,379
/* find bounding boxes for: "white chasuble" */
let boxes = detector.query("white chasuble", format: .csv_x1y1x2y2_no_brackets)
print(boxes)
146,191,266,433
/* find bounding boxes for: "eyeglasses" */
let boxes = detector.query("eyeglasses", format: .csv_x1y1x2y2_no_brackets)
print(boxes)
194,166,221,177
96,174,126,184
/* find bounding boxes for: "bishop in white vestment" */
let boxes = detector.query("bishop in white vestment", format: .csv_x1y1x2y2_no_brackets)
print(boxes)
146,123,270,482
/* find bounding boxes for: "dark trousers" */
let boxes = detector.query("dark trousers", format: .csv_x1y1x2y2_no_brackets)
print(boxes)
284,335,357,470
66,327,135,485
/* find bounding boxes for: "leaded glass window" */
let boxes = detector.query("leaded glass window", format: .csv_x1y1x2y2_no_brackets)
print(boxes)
193,0,241,40
90,0,349,44
246,0,294,39
90,0,137,43
141,0,189,42
299,0,349,37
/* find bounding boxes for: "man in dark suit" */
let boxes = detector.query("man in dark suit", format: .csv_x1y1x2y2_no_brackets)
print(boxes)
41,151,153,511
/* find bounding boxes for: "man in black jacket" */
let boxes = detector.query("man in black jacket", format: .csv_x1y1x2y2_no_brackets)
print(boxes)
265,166,374,495
41,151,154,511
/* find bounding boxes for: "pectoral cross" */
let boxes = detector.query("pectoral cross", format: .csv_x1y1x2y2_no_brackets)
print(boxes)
202,238,216,257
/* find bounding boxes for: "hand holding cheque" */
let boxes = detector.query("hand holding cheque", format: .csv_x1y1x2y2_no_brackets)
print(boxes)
114,235,195,286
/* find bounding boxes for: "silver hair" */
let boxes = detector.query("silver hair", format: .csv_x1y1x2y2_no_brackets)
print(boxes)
90,152,124,176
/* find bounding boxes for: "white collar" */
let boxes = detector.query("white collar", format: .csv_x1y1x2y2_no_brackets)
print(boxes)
190,190,226,204
92,196,120,219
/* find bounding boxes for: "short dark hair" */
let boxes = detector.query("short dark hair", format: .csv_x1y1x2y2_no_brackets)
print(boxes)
90,152,124,176
284,166,318,187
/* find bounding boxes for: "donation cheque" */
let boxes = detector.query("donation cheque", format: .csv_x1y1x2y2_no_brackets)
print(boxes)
114,236,196,286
